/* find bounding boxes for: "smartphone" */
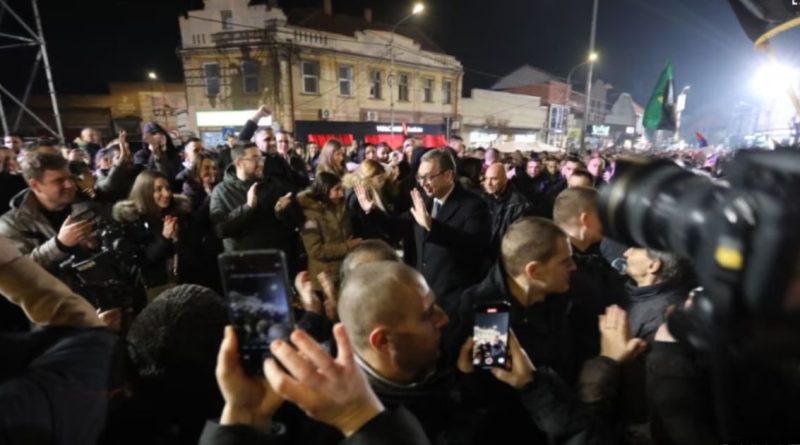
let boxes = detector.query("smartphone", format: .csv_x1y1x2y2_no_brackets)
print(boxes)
219,250,295,375
473,302,511,370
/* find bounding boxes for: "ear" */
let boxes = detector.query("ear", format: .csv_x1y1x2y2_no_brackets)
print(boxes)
523,261,538,280
367,326,390,354
578,211,589,227
648,258,662,276
28,179,40,193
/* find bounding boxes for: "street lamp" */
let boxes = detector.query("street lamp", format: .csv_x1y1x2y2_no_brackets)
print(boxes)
389,3,424,138
147,71,158,80
147,71,158,124
580,0,600,151
564,52,599,148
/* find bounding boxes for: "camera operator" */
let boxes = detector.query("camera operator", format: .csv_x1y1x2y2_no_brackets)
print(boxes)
0,152,141,329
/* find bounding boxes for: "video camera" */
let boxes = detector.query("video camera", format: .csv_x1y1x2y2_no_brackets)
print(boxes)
59,217,147,316
598,149,800,352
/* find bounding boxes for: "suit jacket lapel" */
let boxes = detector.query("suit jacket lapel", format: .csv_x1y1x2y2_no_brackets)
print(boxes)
435,185,462,223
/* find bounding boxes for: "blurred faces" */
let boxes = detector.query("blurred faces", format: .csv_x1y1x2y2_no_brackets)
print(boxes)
587,157,604,177
332,147,345,168
483,163,508,196
153,177,172,209
545,159,558,175
388,277,449,382
417,159,454,199
527,160,541,178
276,132,290,157
81,128,100,145
376,144,391,163
583,208,604,245
624,247,659,286
183,140,205,165
254,129,272,154
30,167,76,211
145,132,167,150
307,143,320,158
532,236,576,294
561,160,579,180
328,184,345,203
199,158,220,187
236,147,264,181
364,145,377,161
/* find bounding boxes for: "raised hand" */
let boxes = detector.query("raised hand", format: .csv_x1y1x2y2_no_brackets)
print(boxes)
57,215,93,248
162,216,179,240
410,189,432,231
264,324,384,437
599,304,647,363
317,271,338,322
216,326,284,431
274,192,292,213
354,185,374,213
294,271,322,314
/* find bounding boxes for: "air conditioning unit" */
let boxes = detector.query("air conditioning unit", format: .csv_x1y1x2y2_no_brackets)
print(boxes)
366,111,379,122
319,109,332,120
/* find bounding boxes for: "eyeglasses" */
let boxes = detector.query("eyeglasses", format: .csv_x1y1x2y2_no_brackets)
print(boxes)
416,171,446,184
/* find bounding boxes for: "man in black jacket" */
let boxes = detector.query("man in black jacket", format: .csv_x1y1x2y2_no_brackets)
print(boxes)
553,187,626,365
482,163,534,262
355,149,490,317
134,122,183,186
209,143,300,272
238,107,309,192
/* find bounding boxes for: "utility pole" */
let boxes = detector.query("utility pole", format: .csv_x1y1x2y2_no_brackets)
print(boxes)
580,0,599,152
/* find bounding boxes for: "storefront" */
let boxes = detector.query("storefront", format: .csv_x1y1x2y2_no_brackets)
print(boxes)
195,110,273,147
295,121,448,149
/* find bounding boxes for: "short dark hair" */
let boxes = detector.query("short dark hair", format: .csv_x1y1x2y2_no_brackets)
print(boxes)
232,143,257,161
646,249,685,283
308,171,342,204
420,148,457,175
449,135,463,142
21,152,68,182
502,217,568,276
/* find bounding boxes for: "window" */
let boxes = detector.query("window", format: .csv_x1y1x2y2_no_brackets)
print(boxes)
301,60,320,94
242,60,259,94
398,73,410,102
339,65,353,96
369,70,382,99
423,78,434,103
204,62,220,96
221,10,233,30
443,79,453,104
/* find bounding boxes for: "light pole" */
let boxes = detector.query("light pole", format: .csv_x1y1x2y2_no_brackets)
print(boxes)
565,52,598,149
580,0,600,151
147,71,158,124
389,2,424,139
674,85,690,143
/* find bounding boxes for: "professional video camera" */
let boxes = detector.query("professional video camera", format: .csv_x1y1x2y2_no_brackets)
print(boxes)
598,149,800,351
59,217,148,316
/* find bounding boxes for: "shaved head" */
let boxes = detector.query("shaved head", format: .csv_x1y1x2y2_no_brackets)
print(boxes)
483,162,508,195
340,240,400,282
338,262,428,352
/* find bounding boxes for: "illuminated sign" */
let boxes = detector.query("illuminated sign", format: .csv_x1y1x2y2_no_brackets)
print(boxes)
197,110,272,127
375,125,424,133
591,125,610,136
514,134,537,143
469,131,498,143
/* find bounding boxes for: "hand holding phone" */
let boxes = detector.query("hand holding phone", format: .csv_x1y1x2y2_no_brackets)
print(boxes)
219,250,295,375
473,302,511,370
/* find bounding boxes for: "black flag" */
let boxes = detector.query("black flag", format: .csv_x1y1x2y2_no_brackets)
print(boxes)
728,0,800,42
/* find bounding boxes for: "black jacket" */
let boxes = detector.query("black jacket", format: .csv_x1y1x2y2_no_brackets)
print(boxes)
181,178,224,293
625,280,685,342
414,183,491,316
0,172,27,216
238,120,310,192
0,327,119,445
133,143,183,186
483,185,534,262
209,166,302,273
198,407,430,445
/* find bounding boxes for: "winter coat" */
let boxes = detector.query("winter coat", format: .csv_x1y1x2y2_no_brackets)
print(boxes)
112,195,192,289
342,173,396,245
0,189,73,269
181,178,224,293
297,190,352,291
483,185,535,262
209,165,302,274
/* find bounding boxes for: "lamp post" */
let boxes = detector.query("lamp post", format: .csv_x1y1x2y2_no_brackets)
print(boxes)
147,71,158,124
580,0,600,151
674,85,690,143
388,3,424,139
564,52,598,149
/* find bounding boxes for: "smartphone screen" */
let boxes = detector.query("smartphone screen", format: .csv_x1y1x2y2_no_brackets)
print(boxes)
219,250,294,375
473,302,511,369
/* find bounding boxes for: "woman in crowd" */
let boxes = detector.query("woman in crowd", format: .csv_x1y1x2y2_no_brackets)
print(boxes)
180,152,223,292
343,159,395,244
113,170,192,301
315,139,347,178
297,171,361,292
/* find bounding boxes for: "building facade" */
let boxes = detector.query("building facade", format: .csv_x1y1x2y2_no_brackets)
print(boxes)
178,0,462,147
458,89,548,148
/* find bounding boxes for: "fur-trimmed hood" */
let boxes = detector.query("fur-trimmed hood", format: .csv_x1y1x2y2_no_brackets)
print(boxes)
113,194,191,223
296,189,325,212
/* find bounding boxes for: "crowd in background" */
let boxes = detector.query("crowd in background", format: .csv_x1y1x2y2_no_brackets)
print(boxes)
0,105,738,445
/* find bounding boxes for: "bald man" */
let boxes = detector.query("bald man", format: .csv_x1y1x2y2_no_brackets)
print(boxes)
482,163,534,261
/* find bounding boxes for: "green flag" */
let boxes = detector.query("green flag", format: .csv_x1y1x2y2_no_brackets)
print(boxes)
643,61,676,131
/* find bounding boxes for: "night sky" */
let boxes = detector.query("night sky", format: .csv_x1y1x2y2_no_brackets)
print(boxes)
1,0,797,136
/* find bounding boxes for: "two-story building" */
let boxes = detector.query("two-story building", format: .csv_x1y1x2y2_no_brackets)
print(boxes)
178,0,463,148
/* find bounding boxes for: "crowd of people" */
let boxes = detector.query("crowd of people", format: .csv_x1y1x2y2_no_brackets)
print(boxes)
0,105,750,445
